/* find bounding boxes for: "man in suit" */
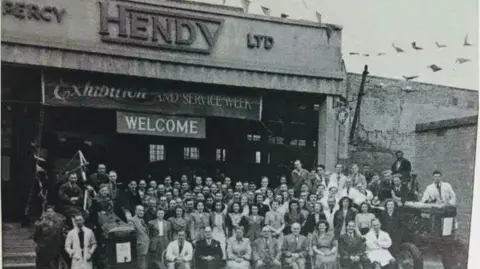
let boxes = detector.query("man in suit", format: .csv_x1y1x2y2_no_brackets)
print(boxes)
129,205,150,269
148,208,171,269
195,227,223,269
391,175,410,206
253,226,281,269
281,223,308,269
165,230,193,269
65,214,97,269
391,151,412,185
88,164,108,191
291,160,311,196
338,220,371,269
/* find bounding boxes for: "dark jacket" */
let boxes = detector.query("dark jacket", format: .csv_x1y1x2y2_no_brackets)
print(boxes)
333,209,357,238
194,239,223,269
391,158,412,183
303,212,326,235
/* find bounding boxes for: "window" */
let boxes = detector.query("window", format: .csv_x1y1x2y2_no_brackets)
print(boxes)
452,97,458,106
184,147,200,160
467,101,475,109
149,144,165,162
290,139,307,147
216,148,227,162
255,151,261,163
247,134,261,142
268,136,284,144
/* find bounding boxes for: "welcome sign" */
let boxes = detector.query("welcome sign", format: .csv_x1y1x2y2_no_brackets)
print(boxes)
116,111,205,138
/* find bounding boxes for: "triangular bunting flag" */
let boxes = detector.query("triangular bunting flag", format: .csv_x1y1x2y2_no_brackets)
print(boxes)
315,11,322,24
242,0,250,12
261,6,271,16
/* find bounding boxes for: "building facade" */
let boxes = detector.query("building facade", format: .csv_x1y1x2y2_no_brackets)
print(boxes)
346,73,478,172
1,0,347,221
415,116,477,244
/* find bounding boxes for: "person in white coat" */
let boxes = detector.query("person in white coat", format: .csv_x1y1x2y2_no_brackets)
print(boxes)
165,230,193,269
365,218,395,269
421,170,456,206
65,214,97,269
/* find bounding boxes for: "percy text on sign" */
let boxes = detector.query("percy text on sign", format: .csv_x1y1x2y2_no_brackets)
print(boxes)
98,1,224,54
2,0,66,23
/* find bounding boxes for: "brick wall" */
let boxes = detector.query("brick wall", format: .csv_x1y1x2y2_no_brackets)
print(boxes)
415,120,477,244
346,73,478,174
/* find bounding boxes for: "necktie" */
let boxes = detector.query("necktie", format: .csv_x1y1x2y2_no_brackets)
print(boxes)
347,187,350,195
337,175,340,184
437,183,442,200
179,241,184,253
78,229,84,250
295,236,299,244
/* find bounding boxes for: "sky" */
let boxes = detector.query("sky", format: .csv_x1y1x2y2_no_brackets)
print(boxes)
191,0,479,90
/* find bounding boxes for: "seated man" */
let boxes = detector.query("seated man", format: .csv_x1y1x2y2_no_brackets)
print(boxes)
365,218,395,269
253,227,281,269
58,172,85,220
338,220,371,269
165,230,193,269
195,227,223,269
281,223,308,269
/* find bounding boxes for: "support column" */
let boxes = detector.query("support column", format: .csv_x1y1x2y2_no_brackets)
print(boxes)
317,96,338,171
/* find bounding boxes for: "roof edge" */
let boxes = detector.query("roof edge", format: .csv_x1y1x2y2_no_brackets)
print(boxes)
415,115,478,132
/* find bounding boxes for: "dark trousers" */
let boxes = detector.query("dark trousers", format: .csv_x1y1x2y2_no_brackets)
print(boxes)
36,255,58,269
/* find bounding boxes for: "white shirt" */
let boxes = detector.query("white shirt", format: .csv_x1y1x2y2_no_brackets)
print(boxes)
421,182,456,205
157,220,164,236
329,173,347,189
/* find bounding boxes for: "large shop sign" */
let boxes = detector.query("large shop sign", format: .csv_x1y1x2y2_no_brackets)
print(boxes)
98,1,224,54
42,72,262,120
116,111,205,138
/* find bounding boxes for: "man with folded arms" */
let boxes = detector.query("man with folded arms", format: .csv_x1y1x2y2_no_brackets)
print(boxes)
365,218,395,269
253,226,281,269
165,230,193,269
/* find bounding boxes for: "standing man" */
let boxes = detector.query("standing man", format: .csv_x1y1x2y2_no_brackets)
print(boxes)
421,170,456,206
148,208,171,269
281,223,308,269
329,163,347,189
253,227,281,269
195,227,223,269
391,151,412,185
165,230,193,269
291,160,310,196
34,212,63,269
119,180,142,220
106,170,119,200
129,205,150,269
88,164,108,191
65,214,97,269
311,164,328,192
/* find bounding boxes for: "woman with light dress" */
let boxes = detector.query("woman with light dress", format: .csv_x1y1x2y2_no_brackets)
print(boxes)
244,204,264,242
226,202,248,238
264,200,285,243
355,202,376,236
312,220,339,269
226,226,252,269
168,206,190,240
210,201,227,259
190,201,210,243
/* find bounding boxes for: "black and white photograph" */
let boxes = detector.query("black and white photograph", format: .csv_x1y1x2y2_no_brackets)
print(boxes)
1,0,478,269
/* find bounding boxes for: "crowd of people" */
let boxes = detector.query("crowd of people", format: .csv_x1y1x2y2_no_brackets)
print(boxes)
33,150,458,269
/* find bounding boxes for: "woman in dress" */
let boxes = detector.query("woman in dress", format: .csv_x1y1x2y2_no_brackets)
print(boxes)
355,202,375,236
265,200,285,243
168,206,190,239
333,196,357,238
210,201,227,259
240,195,250,217
312,220,339,269
245,204,264,242
226,202,248,237
190,201,210,243
284,200,306,235
298,199,310,220
226,226,252,269
263,189,275,208
275,194,288,216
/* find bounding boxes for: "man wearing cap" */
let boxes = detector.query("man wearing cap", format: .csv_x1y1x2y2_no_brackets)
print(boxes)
195,227,223,269
253,227,281,269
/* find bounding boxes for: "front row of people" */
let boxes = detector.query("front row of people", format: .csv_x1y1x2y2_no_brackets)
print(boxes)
160,221,396,269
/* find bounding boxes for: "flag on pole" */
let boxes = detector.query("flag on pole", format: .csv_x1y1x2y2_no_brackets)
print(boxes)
241,0,250,12
315,11,322,24
261,6,271,16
